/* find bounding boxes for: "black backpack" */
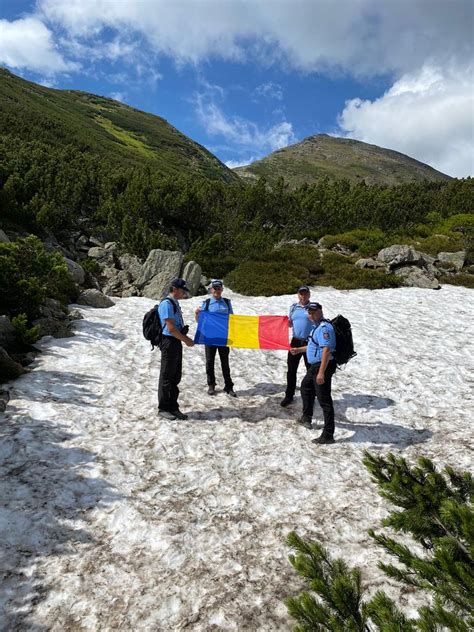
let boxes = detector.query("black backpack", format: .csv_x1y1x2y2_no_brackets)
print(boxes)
330,315,357,366
310,315,357,367
142,298,177,350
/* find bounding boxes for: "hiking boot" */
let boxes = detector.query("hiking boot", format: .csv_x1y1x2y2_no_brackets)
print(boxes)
280,396,293,407
312,433,335,445
158,410,177,420
208,386,216,396
298,415,313,429
226,389,237,398
171,409,188,420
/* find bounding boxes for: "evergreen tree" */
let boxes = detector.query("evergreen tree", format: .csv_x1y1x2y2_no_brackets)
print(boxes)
285,452,474,631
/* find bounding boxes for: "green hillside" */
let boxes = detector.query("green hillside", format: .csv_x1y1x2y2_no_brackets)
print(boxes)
0,68,236,182
235,134,451,187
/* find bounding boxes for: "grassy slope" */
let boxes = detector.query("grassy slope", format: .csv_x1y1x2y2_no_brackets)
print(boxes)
0,68,237,182
235,134,452,187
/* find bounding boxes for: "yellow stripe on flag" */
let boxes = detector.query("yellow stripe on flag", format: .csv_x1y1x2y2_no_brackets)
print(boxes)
227,314,260,348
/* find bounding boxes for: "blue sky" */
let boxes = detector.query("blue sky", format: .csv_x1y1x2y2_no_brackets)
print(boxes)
1,0,473,177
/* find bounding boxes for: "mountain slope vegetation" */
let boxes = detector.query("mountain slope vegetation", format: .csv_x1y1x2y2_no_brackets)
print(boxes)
235,134,451,187
0,68,236,182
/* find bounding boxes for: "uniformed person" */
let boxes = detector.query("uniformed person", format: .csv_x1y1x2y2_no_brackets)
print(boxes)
158,278,195,420
280,285,313,407
290,302,337,444
195,279,236,397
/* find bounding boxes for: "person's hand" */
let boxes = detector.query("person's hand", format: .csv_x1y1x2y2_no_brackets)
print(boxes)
290,348,299,355
185,338,195,347
195,307,201,315
316,372,325,385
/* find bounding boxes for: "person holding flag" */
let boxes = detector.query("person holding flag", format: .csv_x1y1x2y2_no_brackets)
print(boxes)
195,280,236,397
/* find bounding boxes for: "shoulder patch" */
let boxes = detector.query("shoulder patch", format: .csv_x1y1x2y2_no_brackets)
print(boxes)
323,330,330,340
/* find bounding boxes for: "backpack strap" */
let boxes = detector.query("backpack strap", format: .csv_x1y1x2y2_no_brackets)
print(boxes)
289,303,298,320
308,319,331,344
205,297,231,312
160,296,178,312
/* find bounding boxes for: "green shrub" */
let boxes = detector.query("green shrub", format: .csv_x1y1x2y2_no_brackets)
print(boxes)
439,273,474,289
80,257,101,275
319,252,403,290
0,235,77,319
404,234,465,256
322,228,389,256
226,261,312,296
11,313,40,345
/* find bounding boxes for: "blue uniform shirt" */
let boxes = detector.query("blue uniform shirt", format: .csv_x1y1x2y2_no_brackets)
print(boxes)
158,297,184,337
306,319,336,364
201,297,233,314
289,303,313,340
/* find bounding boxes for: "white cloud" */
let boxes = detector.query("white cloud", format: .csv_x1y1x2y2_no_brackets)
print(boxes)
338,64,474,178
37,0,473,76
225,157,257,169
195,89,296,153
110,91,126,103
254,82,283,101
0,17,78,75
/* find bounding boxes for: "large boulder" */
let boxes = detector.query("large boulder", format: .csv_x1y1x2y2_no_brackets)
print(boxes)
118,253,143,283
88,246,116,267
137,249,183,299
64,257,85,285
77,289,115,308
0,347,25,382
436,251,466,272
182,261,202,296
377,245,421,268
102,268,135,296
394,266,440,289
32,318,74,338
0,316,16,349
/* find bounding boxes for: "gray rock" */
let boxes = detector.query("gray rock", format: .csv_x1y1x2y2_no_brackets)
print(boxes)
394,266,440,289
89,236,104,247
436,251,466,272
137,249,183,299
317,237,329,248
466,265,474,275
0,316,16,349
88,246,116,267
64,258,85,285
32,318,74,338
0,229,11,243
333,243,352,256
118,253,143,282
42,298,67,319
355,258,387,270
67,309,84,321
418,251,436,266
104,242,117,251
378,245,421,268
0,347,26,381
102,268,133,296
0,389,10,413
77,289,115,308
77,288,115,307
182,261,202,296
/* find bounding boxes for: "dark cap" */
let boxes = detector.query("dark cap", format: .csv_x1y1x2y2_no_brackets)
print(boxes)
171,278,189,292
211,279,223,289
298,285,310,293
307,301,322,311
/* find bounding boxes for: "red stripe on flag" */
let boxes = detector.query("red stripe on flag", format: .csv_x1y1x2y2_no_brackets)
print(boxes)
258,315,290,350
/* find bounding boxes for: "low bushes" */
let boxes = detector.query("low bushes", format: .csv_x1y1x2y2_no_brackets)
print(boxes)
0,235,77,320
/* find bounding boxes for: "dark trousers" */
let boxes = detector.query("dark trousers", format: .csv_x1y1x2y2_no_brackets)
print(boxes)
158,336,182,412
205,345,233,391
285,337,311,398
301,360,337,436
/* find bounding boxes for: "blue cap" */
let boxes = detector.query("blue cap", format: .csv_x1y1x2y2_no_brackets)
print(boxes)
211,279,223,289
298,285,310,293
307,302,322,311
171,278,189,292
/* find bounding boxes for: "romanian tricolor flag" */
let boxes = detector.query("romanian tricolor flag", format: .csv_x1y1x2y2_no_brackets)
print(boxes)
194,312,290,350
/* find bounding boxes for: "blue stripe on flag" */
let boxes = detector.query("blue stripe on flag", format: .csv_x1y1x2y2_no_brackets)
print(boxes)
194,311,229,346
